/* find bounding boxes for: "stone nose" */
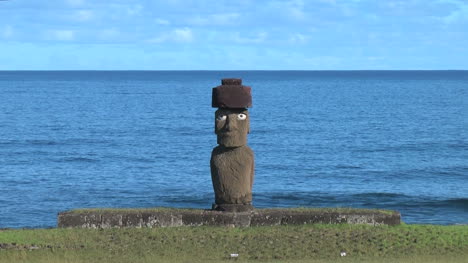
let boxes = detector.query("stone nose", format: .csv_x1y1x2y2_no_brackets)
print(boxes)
225,115,237,131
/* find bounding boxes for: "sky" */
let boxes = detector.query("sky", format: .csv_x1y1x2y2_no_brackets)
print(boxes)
0,0,467,70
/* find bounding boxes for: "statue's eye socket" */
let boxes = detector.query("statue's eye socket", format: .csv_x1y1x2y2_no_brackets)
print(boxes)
216,115,227,121
237,113,247,120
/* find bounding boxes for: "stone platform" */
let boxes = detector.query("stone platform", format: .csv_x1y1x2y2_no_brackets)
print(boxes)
58,207,400,228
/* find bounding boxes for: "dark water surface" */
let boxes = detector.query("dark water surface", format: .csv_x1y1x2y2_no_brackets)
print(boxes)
0,71,467,228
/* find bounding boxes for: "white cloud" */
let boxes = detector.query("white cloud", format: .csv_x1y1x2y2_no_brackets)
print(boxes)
268,0,307,21
365,13,380,22
98,28,119,40
2,25,13,38
75,10,93,21
48,30,75,41
155,18,170,25
187,13,240,26
367,56,384,61
286,0,306,21
127,4,143,16
148,36,165,43
173,28,193,42
233,32,267,44
289,33,308,44
320,0,337,4
148,28,193,43
66,0,85,7
440,0,468,23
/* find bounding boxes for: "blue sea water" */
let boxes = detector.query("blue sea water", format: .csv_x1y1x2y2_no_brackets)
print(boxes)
0,70,467,228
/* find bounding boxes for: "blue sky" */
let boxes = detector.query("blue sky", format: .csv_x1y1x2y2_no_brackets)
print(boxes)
0,0,467,70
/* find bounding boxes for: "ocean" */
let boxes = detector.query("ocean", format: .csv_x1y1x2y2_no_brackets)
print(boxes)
0,71,467,228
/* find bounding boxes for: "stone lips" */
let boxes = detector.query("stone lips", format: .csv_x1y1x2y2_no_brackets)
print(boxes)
212,79,252,108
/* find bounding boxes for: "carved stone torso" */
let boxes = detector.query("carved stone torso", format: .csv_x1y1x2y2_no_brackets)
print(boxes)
210,145,254,205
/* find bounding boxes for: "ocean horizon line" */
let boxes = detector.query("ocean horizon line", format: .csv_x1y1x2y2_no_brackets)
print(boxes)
1,69,467,72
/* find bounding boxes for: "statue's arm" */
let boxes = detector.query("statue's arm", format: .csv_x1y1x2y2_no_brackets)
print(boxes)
250,156,254,189
248,147,255,190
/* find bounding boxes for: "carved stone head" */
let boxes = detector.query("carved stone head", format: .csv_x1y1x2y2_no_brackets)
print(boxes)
215,108,250,147
212,78,252,148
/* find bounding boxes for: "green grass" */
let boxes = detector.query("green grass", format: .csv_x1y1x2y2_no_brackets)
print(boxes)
1,224,467,263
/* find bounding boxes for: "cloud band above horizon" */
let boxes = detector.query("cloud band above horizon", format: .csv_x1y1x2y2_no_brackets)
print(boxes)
0,0,467,70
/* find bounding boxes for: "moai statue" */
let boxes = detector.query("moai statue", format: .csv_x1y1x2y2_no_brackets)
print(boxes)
210,78,254,212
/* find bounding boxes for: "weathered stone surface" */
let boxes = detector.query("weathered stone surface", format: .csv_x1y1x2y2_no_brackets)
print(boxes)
141,211,183,227
250,211,283,226
58,208,401,228
211,145,254,205
214,109,250,147
212,203,254,212
212,79,252,108
221,78,242,85
122,213,143,227
58,211,102,228
374,213,402,226
200,211,251,227
180,210,206,226
211,90,255,209
101,213,123,228
281,212,329,225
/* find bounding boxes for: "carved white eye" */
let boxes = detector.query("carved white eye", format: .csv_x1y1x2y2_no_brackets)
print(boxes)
217,115,227,121
237,113,247,120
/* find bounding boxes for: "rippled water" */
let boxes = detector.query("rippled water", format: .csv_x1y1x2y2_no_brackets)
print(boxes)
0,71,467,228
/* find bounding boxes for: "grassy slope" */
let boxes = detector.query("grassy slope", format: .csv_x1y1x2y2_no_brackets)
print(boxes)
0,224,467,263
